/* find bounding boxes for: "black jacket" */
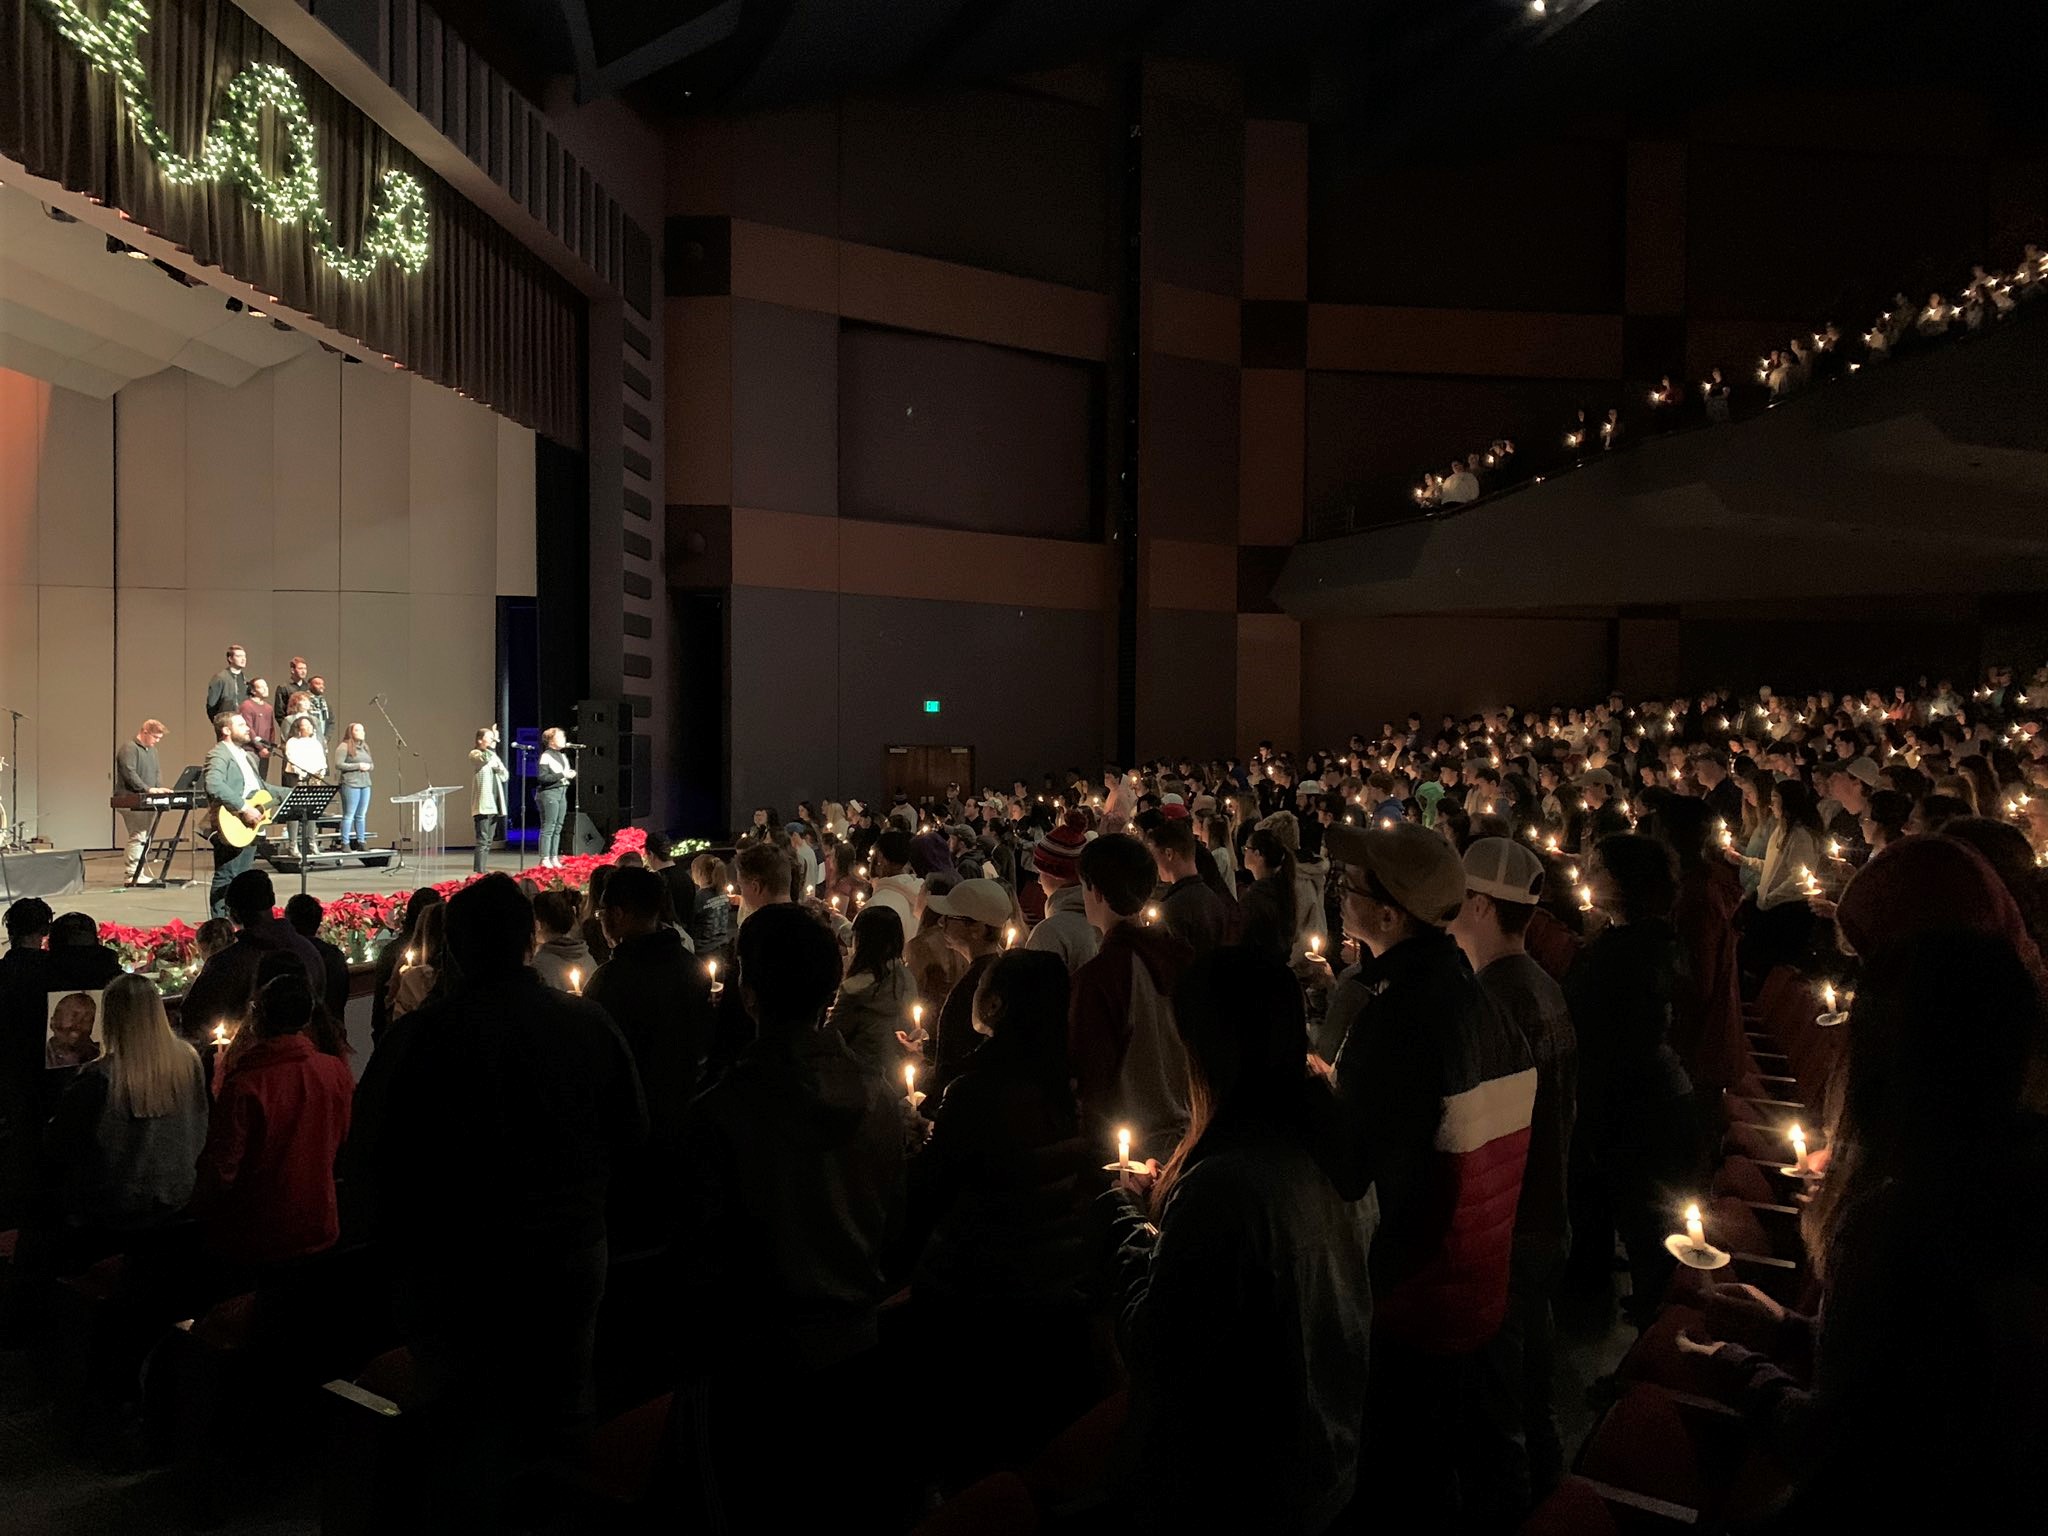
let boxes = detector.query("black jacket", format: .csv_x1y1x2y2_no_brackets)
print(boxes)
180,917,324,1044
351,967,647,1260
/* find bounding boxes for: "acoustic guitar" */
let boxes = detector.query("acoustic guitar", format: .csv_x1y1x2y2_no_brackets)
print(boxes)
215,786,279,849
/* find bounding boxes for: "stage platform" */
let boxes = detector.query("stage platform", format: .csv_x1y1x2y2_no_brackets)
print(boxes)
27,848,548,930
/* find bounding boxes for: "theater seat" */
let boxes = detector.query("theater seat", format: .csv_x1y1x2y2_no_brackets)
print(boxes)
578,1391,675,1507
1712,1155,1777,1205
1519,1476,1618,1535
1618,1305,1717,1396
912,1470,1039,1536
1020,1388,1128,1511
1578,1385,1704,1509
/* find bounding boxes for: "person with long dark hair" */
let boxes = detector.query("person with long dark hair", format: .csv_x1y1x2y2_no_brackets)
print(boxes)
1678,930,2048,1525
1111,947,1375,1535
372,887,442,1045
829,905,919,1081
1728,778,1825,977
1238,827,1299,963
909,950,1092,1481
1563,834,1696,1324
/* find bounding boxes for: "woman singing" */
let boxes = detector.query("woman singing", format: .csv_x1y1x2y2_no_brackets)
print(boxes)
536,727,577,868
282,714,329,857
337,723,374,852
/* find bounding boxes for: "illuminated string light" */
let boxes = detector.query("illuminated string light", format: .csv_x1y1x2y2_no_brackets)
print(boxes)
32,0,429,279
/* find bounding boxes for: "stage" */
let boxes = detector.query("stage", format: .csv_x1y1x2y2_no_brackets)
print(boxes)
35,848,524,930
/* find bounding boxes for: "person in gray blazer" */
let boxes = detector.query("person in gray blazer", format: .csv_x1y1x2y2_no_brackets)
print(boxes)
469,725,510,874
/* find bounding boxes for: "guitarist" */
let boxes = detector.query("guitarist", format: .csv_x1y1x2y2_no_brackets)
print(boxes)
205,712,267,918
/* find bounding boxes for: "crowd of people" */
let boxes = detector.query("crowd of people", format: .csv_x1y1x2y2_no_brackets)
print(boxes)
3,661,2046,1531
1410,241,2048,514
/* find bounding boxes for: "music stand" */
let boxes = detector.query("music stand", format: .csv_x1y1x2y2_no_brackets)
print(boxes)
275,782,340,897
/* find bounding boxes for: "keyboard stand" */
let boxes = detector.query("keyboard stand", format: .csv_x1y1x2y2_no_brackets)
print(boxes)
127,802,197,889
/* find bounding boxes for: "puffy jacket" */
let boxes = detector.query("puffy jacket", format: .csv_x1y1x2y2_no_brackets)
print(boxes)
830,960,920,1082
1069,922,1194,1149
1315,928,1535,1355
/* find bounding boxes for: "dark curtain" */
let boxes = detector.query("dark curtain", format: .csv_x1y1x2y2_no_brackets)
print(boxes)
1,0,583,447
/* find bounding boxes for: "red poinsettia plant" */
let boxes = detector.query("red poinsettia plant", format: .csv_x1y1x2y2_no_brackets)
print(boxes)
101,829,645,988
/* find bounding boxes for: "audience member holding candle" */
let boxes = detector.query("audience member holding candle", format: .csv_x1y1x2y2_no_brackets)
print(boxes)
1144,817,1230,956
925,878,1020,1092
1236,826,1303,966
1676,931,2048,1526
829,906,921,1082
179,870,325,1048
1110,947,1376,1536
1068,835,1196,1149
1728,778,1827,978
387,901,446,1024
1660,799,1749,1094
529,887,596,992
369,885,442,1045
1563,835,1697,1325
905,950,1093,1481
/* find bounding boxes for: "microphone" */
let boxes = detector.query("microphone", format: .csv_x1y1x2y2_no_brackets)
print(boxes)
561,742,589,751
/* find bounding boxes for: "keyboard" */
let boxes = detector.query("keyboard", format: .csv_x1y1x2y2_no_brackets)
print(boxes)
110,792,204,811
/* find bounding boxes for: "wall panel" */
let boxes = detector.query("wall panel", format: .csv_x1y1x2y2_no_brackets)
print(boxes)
186,374,274,591
40,585,114,851
339,364,412,593
38,387,112,588
272,352,343,592
114,369,187,589
408,381,498,596
496,418,537,598
730,300,838,518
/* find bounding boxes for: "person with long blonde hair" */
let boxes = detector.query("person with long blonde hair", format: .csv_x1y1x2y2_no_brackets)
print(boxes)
42,974,208,1238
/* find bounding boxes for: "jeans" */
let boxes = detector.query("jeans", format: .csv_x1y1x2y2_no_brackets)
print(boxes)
473,814,500,873
209,835,256,918
339,784,370,846
536,786,567,860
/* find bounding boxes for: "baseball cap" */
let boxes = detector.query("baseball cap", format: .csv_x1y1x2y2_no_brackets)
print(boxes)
924,877,1013,928
1323,821,1467,927
1463,837,1546,906
1842,758,1882,788
1577,768,1619,789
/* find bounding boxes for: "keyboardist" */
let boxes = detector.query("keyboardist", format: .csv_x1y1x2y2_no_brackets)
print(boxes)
114,720,168,885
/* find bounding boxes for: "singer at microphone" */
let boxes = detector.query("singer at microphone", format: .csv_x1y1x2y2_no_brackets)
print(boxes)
535,726,578,869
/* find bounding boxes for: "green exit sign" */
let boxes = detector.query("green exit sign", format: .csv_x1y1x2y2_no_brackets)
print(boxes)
923,699,942,714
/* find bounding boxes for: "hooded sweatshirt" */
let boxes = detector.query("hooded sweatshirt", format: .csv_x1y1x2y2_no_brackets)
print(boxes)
829,960,920,1083
1069,921,1196,1148
532,931,596,993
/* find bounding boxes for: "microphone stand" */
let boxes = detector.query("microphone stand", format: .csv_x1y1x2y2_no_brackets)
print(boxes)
371,695,423,870
512,740,536,872
0,706,22,900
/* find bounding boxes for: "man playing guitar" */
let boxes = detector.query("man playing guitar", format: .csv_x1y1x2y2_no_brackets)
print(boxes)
204,712,269,917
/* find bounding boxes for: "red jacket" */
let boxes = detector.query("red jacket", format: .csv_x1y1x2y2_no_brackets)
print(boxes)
197,1033,353,1265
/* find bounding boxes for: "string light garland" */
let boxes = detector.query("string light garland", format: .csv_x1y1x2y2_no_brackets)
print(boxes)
33,0,429,279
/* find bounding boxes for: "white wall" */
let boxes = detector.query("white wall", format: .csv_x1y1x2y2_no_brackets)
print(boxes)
0,358,536,851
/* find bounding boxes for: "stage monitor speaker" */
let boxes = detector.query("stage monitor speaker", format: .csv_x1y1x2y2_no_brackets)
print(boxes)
570,811,604,855
575,698,629,834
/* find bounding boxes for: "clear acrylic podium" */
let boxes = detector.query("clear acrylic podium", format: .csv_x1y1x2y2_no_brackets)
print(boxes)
389,786,461,870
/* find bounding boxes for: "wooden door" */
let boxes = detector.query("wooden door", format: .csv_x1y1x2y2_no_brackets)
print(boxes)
882,745,975,810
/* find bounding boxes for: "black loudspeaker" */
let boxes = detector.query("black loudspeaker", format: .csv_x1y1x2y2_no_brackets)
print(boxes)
570,811,604,855
575,699,630,834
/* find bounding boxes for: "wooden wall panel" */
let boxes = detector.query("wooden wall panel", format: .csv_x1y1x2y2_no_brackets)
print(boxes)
340,364,411,593
271,351,343,592
113,369,186,589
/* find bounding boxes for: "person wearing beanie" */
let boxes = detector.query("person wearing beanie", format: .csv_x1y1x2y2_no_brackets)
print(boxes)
1068,835,1194,1147
1027,814,1100,974
1449,838,1579,1508
1312,820,1536,1527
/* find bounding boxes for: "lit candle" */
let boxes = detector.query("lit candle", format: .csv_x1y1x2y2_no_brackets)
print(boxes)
1117,1127,1132,1170
911,1002,925,1034
1577,883,1594,912
211,1020,230,1047
1684,1202,1706,1252
855,866,868,879
1309,933,1323,957
1005,923,1019,948
568,967,581,994
1821,981,1837,1012
1145,905,1160,925
904,1063,917,1098
1788,1123,1810,1174
1545,835,1560,853
830,893,842,909
1827,838,1844,861
405,948,415,966
1565,865,1579,885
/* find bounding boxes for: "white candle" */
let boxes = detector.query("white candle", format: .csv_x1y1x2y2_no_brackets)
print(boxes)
1684,1202,1706,1252
1577,884,1594,912
1005,924,1018,948
1789,1123,1809,1173
1309,933,1323,956
1145,905,1160,925
904,1063,917,1098
911,1002,924,1034
1821,981,1837,1012
1117,1127,1132,1170
212,1020,230,1047
568,967,581,994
